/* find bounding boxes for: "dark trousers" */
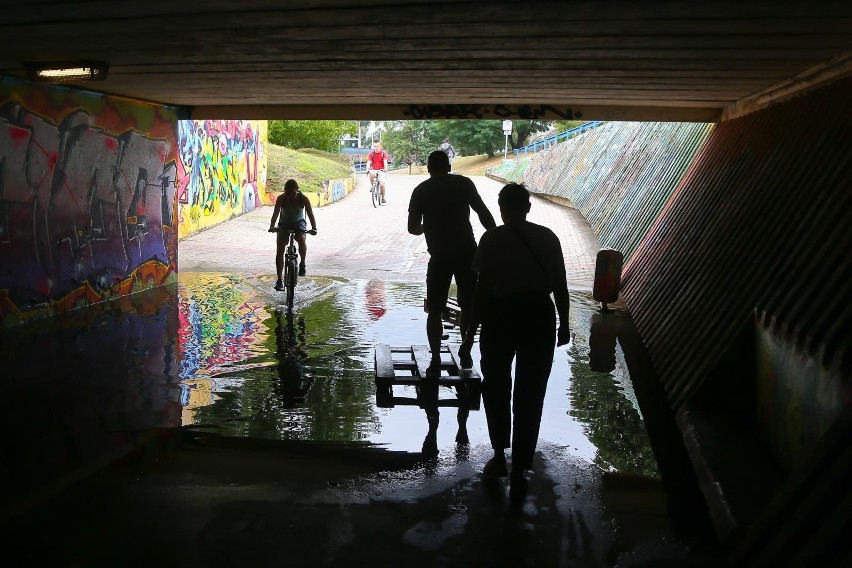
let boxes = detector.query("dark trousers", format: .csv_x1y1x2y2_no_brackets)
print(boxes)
479,293,556,471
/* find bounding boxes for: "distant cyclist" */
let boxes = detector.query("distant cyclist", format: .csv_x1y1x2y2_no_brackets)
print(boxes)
367,140,389,204
439,138,456,166
269,179,317,287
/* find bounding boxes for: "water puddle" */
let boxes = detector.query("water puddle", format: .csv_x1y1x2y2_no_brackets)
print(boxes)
178,272,658,477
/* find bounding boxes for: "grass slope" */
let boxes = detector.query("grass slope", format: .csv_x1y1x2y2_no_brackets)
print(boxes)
267,145,352,194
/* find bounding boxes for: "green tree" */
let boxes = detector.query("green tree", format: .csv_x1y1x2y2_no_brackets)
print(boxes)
380,120,440,165
435,120,505,157
268,120,355,151
507,120,551,150
434,120,552,155
552,120,586,134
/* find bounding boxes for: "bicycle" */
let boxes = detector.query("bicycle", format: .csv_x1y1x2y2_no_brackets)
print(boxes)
271,227,316,313
370,169,385,208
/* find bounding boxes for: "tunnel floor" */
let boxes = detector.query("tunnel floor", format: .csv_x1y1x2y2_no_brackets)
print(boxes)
0,274,723,567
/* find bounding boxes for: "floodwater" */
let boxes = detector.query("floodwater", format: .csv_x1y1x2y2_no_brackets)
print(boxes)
177,272,658,477
0,271,687,567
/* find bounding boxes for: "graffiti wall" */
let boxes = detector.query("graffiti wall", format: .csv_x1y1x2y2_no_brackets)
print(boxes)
487,122,714,264
0,77,180,328
177,119,267,238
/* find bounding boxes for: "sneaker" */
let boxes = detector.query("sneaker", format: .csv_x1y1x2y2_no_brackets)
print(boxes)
274,279,283,291
381,197,386,204
298,264,306,276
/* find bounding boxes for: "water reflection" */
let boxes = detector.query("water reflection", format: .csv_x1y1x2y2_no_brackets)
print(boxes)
375,368,476,460
0,284,181,507
589,311,618,373
365,278,387,321
176,273,660,475
566,300,659,477
272,309,312,408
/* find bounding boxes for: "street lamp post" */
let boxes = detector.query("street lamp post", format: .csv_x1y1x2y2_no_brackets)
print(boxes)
502,120,513,162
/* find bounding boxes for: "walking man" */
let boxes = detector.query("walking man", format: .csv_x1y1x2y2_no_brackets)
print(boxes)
459,183,571,505
408,150,496,376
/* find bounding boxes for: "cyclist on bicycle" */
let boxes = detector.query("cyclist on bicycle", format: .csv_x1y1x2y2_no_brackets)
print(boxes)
367,140,389,204
269,179,317,288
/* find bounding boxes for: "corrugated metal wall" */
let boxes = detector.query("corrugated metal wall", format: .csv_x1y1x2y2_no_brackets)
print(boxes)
488,122,714,263
622,76,852,409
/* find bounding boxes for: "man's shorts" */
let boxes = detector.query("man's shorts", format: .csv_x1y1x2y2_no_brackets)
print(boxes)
368,169,386,181
426,253,476,314
277,219,307,244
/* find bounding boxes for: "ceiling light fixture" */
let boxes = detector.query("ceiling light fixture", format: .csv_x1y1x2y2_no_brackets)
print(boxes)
26,62,109,82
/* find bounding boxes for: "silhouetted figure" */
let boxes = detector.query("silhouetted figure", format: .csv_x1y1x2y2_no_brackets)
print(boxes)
459,183,571,505
273,308,312,408
408,150,496,376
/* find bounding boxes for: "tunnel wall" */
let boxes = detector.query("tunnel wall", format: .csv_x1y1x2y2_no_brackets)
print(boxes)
0,77,180,328
176,120,268,239
621,77,851,415
487,121,714,264
486,78,851,538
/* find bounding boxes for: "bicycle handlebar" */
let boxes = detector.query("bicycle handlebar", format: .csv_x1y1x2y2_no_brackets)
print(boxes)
268,227,317,235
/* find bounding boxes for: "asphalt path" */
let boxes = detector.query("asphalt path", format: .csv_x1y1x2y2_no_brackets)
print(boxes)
179,172,601,290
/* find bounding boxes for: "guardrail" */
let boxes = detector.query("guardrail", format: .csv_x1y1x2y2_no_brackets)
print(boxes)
513,121,604,159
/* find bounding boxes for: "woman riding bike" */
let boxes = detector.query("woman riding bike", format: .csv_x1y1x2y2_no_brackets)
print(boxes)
269,179,317,288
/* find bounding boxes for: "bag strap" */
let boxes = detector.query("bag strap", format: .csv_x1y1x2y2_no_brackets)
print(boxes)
507,223,551,288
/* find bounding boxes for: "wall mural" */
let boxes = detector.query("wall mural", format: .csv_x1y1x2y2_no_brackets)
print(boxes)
176,119,267,238
0,77,179,328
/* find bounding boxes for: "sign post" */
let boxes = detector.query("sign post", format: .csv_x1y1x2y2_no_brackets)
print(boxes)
502,120,513,162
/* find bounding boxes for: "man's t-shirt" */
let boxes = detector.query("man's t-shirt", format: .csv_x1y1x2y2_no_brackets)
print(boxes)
367,150,388,170
473,221,566,298
408,174,485,259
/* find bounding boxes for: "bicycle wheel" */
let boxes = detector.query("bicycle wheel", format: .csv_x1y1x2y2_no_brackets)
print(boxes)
285,258,296,313
371,179,378,208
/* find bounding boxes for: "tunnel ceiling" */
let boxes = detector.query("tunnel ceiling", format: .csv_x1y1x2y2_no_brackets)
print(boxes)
2,1,851,121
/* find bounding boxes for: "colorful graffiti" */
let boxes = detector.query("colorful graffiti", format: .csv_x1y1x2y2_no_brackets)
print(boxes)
0,77,179,328
487,122,714,263
177,119,267,238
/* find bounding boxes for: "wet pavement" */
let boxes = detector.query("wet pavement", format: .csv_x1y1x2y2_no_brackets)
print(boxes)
0,174,723,566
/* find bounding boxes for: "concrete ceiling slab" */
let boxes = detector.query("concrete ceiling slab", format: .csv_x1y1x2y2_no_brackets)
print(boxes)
2,1,851,121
